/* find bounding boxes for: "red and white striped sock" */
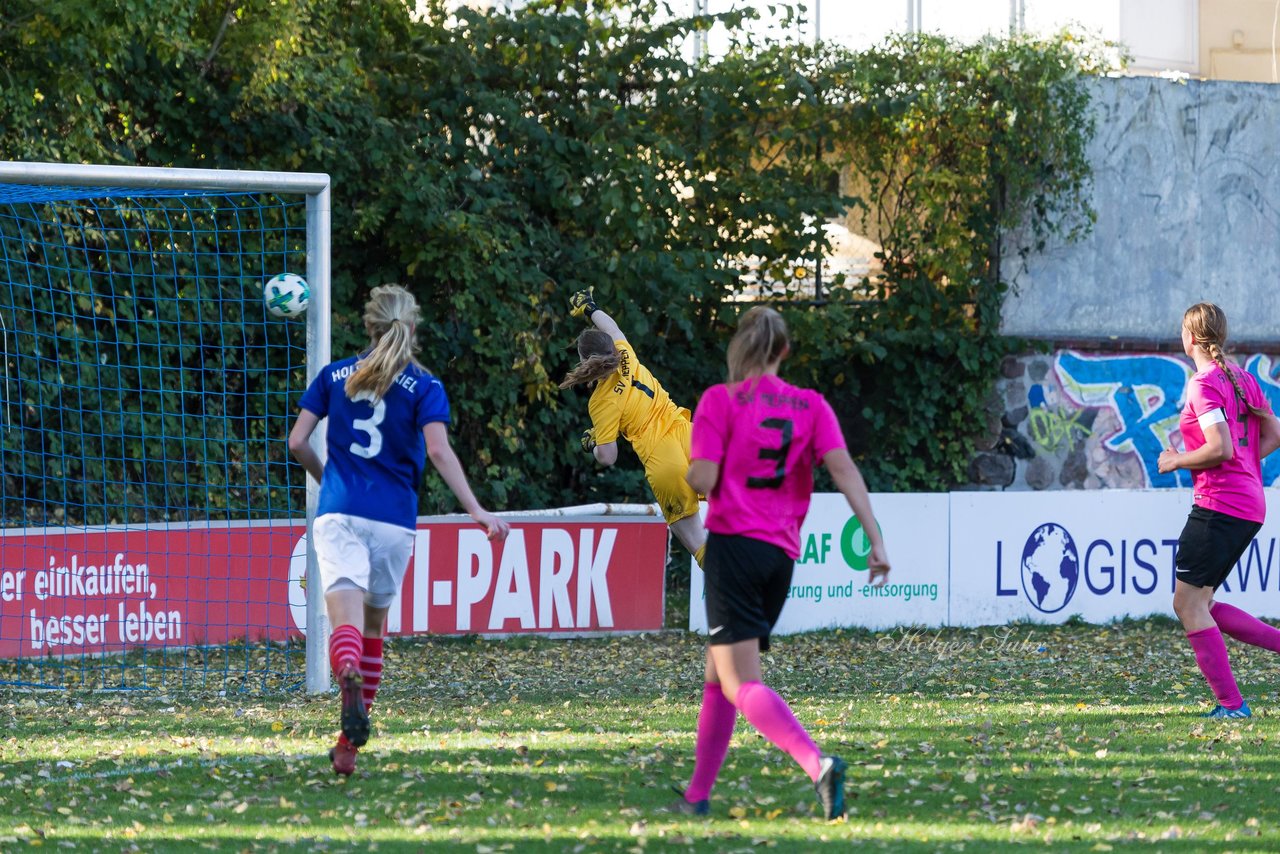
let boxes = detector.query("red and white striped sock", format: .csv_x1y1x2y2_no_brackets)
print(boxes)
328,624,363,678
360,636,384,713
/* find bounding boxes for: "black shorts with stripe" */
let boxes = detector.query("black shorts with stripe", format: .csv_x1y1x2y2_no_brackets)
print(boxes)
1175,504,1261,590
703,532,794,652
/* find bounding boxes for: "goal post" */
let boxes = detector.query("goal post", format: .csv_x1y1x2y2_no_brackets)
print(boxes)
0,161,331,693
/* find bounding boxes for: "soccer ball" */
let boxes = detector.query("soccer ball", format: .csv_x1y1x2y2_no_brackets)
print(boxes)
264,273,310,318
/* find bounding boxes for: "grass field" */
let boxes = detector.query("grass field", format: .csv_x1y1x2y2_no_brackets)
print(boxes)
2,618,1279,852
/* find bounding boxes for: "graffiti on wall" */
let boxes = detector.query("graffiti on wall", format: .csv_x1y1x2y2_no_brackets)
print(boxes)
1054,352,1193,488
1025,385,1092,455
978,351,1280,491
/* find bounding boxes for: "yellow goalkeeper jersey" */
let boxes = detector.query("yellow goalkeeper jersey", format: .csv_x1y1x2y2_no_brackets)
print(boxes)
588,339,689,461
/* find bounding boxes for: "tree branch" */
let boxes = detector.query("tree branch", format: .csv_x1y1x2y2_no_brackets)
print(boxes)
200,1,236,79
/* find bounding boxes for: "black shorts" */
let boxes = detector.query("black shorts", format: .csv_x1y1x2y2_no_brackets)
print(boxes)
703,532,794,652
1175,505,1262,590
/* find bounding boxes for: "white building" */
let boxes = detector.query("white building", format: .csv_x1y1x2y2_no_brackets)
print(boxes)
439,1,1280,83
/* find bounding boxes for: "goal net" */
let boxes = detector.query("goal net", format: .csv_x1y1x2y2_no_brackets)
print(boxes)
0,162,330,693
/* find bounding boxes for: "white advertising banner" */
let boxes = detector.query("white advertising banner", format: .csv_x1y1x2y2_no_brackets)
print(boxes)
689,493,949,634
949,490,1280,626
688,490,1280,632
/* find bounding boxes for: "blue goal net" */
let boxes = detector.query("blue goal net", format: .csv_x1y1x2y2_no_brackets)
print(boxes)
0,176,317,693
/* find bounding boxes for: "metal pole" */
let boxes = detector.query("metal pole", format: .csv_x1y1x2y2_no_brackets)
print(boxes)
0,160,328,196
488,502,662,517
692,0,708,62
815,245,824,301
907,0,922,33
813,0,824,299
304,182,333,694
1010,0,1026,35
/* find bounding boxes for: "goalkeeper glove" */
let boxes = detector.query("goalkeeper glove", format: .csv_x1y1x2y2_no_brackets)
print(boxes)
568,288,600,320
581,428,598,453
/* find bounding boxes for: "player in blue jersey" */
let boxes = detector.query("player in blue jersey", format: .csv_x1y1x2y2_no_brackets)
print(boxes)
288,284,509,776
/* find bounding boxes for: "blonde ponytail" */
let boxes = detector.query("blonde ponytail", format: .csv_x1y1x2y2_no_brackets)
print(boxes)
727,306,790,385
1183,302,1268,417
345,284,424,401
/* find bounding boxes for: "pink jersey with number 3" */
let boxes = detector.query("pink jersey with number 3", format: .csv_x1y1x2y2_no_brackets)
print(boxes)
691,375,846,558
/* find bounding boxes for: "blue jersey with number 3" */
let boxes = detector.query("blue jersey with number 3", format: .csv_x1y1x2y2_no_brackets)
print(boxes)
299,355,450,529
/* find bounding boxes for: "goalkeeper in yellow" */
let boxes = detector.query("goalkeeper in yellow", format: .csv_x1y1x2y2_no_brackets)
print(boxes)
559,289,707,567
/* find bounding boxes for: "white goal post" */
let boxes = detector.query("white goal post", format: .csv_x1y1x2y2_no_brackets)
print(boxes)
0,161,332,693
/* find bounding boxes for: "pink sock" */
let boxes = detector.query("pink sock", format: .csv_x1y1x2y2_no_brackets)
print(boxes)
734,680,822,782
328,624,363,677
1211,602,1280,653
1187,626,1244,709
361,636,384,713
685,683,736,802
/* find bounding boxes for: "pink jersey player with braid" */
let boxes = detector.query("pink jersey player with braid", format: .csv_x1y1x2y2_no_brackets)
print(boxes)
1157,302,1280,719
670,306,890,821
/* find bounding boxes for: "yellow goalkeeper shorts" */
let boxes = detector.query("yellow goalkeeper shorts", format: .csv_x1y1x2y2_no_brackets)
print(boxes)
642,419,701,525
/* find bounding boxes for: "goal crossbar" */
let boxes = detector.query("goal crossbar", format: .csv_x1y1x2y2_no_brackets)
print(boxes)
0,161,330,196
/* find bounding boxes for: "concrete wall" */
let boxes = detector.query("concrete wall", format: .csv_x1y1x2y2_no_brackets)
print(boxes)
1001,76,1280,343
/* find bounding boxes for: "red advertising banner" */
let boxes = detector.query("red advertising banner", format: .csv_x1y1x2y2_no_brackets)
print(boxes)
0,516,668,659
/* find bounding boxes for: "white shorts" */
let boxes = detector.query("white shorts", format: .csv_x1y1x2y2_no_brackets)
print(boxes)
313,513,416,608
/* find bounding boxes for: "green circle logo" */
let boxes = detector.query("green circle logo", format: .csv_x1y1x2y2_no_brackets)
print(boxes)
840,516,880,571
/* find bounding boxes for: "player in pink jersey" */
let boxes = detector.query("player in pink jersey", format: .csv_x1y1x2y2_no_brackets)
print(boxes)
668,306,890,820
1157,303,1280,718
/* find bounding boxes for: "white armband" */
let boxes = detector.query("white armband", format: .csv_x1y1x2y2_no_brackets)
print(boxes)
1197,408,1227,431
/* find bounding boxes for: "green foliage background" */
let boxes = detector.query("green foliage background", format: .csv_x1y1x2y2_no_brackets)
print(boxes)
0,0,1099,519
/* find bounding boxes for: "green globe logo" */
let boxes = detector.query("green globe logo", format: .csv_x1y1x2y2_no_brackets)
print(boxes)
840,515,880,571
